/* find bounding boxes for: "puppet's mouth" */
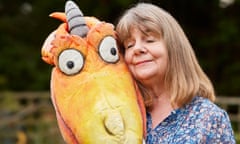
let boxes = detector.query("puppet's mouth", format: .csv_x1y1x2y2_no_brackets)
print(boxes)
55,101,79,144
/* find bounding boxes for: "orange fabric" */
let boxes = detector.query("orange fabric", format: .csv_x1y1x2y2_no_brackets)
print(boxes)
41,12,146,143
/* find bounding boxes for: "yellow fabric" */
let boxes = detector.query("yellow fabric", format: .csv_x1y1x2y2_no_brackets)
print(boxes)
41,12,146,144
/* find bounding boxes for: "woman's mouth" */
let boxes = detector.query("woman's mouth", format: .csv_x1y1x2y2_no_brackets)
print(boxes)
135,60,152,66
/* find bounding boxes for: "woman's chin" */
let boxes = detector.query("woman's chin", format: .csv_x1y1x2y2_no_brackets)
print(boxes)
134,70,156,81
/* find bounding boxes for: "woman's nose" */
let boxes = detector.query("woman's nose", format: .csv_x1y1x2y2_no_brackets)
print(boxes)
133,42,147,55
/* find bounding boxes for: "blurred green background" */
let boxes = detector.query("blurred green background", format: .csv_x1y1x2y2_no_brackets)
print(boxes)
0,0,239,143
0,0,239,94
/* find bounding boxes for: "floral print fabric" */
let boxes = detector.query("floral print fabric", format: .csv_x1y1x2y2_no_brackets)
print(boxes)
146,96,236,144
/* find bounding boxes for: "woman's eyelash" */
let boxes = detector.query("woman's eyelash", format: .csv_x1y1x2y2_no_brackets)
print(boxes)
146,39,155,42
127,44,133,48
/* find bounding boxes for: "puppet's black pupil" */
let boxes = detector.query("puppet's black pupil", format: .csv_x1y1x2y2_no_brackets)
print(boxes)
67,61,74,69
111,48,117,55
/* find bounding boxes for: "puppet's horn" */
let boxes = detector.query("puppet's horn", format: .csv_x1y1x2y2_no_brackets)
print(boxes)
65,0,89,37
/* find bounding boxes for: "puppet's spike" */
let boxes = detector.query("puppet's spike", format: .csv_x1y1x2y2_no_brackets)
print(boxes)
65,0,89,37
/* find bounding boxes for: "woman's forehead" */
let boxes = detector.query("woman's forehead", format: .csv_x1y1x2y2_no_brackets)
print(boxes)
126,26,159,39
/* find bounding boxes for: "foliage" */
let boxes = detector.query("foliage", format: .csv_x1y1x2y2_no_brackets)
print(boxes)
0,0,239,95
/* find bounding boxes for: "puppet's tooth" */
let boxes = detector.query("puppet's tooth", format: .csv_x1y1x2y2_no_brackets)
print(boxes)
65,0,89,37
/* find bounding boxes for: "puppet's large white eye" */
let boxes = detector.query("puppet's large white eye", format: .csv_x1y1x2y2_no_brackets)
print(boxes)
58,49,84,75
99,36,119,63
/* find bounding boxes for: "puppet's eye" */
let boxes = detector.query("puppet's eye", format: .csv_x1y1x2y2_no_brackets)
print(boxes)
58,49,84,75
99,36,119,63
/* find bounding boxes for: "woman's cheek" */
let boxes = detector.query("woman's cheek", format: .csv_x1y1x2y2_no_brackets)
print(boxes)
124,52,132,64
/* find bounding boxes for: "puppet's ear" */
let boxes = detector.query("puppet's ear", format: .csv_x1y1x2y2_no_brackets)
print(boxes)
65,0,89,37
41,12,67,65
41,30,56,65
49,12,67,23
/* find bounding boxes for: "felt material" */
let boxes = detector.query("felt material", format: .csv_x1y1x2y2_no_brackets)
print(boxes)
41,1,146,143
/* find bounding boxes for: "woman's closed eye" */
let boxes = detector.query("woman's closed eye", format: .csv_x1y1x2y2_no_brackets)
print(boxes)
146,39,155,43
125,42,134,49
127,44,133,48
145,36,156,43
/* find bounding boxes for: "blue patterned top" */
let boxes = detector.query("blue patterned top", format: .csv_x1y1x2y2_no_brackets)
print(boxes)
146,96,236,144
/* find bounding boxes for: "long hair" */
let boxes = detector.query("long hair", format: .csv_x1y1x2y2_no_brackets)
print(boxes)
116,3,215,108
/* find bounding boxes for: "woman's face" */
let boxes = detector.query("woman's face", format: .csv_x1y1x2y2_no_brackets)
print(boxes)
123,27,168,83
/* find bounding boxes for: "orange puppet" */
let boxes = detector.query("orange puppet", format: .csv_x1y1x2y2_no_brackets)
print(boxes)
41,1,146,143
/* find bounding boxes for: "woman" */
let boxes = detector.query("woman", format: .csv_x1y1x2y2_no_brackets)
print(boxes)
116,3,236,144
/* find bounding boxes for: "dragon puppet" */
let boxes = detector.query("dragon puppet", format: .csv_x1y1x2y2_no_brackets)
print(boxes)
41,1,146,143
